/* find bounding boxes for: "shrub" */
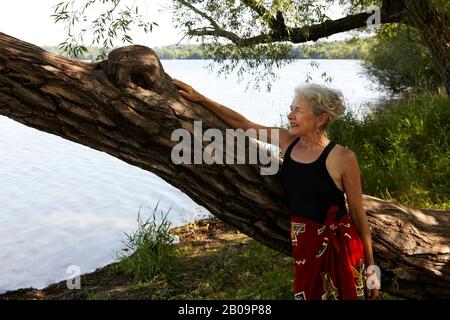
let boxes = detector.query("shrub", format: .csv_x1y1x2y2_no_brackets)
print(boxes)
116,204,178,283
362,24,442,94
327,94,450,209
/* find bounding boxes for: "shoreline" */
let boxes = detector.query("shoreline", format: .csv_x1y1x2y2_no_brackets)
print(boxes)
0,217,260,300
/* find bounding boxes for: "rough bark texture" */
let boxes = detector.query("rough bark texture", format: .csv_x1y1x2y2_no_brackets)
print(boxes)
0,32,449,299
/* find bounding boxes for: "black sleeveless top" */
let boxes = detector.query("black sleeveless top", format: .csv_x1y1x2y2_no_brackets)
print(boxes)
280,137,348,223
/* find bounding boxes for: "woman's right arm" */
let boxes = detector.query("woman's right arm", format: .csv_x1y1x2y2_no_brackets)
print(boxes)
171,79,294,151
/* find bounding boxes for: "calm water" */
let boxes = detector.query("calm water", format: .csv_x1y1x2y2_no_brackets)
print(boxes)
0,59,387,293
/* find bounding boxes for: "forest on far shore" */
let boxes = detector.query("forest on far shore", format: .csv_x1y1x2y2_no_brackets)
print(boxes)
43,37,369,61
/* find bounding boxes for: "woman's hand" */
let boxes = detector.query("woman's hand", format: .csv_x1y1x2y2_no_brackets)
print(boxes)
171,78,204,103
368,288,380,300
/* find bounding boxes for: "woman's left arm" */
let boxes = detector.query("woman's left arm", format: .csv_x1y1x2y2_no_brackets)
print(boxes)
340,149,379,299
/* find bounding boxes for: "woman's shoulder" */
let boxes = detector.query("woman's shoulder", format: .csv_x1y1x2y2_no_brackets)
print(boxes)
329,143,358,165
329,144,359,168
332,143,355,156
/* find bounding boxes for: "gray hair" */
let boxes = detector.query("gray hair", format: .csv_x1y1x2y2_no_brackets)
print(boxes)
294,83,346,130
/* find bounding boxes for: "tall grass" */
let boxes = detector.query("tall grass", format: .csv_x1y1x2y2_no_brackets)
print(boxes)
327,94,449,209
115,203,178,283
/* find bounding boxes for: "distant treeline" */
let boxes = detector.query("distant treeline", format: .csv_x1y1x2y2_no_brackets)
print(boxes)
42,37,369,61
156,38,369,60
42,45,102,61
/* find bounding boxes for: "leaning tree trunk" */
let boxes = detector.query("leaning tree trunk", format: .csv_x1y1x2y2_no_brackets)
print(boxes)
403,0,450,96
0,32,449,299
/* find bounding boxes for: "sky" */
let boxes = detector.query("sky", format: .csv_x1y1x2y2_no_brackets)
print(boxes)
0,0,184,48
0,0,351,49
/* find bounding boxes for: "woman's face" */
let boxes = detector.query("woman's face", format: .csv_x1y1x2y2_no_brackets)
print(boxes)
288,96,323,136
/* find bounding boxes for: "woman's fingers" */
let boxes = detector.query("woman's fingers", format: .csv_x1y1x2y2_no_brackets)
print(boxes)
171,78,190,90
177,90,189,98
368,289,379,299
171,78,203,102
176,88,195,101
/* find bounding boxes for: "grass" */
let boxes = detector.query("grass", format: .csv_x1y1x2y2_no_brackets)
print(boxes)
109,212,399,300
112,213,294,300
170,237,293,300
114,203,178,284
106,214,405,300
327,93,450,210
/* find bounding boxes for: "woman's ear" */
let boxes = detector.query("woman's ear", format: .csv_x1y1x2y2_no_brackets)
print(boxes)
319,112,330,127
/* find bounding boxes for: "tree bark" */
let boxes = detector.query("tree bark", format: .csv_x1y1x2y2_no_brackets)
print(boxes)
0,32,449,299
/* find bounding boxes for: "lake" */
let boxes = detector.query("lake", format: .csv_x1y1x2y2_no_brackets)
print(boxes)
0,59,387,293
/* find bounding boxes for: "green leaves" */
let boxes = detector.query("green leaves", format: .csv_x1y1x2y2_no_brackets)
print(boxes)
52,0,158,60
58,38,89,59
167,0,368,90
327,94,450,210
200,41,293,91
362,24,442,94
116,203,178,284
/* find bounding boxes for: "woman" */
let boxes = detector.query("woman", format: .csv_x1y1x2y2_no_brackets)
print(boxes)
171,79,380,300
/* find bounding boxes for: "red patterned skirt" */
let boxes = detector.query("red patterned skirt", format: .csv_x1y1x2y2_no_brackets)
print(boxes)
290,205,366,300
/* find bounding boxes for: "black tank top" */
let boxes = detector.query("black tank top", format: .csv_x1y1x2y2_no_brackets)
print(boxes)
280,137,348,223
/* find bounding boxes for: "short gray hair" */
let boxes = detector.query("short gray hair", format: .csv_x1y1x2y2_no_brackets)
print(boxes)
294,84,346,130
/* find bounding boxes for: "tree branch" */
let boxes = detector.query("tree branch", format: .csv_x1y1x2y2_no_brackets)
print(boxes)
185,0,407,46
241,0,288,34
176,0,248,45
177,0,222,30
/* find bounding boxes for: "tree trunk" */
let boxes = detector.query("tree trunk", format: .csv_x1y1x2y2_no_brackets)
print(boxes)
403,0,450,96
0,32,449,299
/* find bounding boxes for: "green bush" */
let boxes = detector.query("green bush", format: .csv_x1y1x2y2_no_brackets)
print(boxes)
362,24,442,94
327,94,450,209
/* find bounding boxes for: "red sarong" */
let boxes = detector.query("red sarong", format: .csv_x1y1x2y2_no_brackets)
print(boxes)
290,205,367,300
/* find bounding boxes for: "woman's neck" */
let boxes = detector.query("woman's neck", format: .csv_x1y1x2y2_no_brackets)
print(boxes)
298,132,329,150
